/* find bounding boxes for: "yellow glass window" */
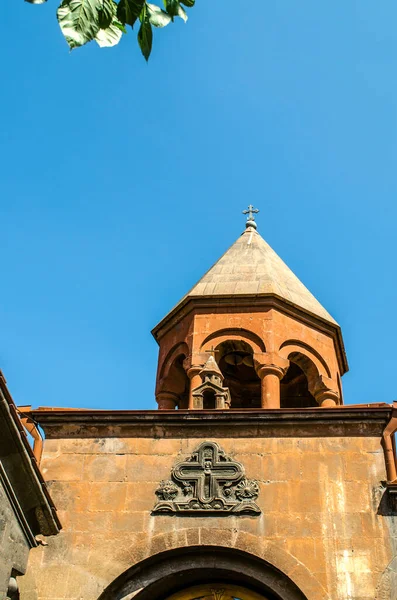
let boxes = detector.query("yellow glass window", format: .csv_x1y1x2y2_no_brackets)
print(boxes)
166,583,267,600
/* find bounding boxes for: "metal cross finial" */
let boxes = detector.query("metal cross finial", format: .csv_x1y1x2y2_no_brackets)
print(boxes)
242,204,259,229
205,346,219,358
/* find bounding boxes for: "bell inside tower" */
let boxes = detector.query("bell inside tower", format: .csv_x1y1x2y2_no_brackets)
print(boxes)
217,341,261,409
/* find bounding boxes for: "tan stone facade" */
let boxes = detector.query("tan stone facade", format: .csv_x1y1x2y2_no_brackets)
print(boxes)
20,409,397,600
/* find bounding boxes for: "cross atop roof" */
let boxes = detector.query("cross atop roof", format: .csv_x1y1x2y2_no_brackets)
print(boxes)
242,204,259,229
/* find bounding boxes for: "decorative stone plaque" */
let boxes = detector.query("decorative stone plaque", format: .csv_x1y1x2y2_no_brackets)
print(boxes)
153,441,260,516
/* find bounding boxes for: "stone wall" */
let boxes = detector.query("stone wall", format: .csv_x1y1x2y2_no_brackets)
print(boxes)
19,419,397,600
0,477,30,599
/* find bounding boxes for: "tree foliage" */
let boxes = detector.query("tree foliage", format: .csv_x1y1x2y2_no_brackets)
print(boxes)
25,0,195,60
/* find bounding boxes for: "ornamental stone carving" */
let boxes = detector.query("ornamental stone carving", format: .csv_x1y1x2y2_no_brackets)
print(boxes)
153,441,261,515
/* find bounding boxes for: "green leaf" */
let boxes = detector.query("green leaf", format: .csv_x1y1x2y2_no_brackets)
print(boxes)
95,0,124,46
95,18,123,46
164,0,179,19
57,0,103,49
138,4,152,60
147,3,171,28
114,21,127,33
180,0,194,6
177,4,187,22
117,0,145,27
97,0,114,29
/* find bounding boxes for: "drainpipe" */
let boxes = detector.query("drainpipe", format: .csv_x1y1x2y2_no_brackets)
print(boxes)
17,406,43,465
381,401,397,483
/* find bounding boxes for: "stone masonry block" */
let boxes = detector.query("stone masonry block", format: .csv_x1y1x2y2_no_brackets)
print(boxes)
83,455,127,482
276,512,323,539
72,511,113,533
110,511,147,533
42,454,84,482
35,565,70,598
287,538,327,573
126,455,174,482
125,482,157,512
288,482,322,513
88,483,127,512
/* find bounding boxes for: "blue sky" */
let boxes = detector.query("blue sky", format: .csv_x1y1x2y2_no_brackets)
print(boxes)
1,1,397,410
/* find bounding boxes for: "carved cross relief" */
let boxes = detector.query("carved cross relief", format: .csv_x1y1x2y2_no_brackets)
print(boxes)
153,441,260,515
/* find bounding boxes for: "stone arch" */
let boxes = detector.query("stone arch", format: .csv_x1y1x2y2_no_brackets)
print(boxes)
200,328,266,355
279,340,331,379
96,529,329,600
278,344,331,407
159,342,190,381
157,342,190,408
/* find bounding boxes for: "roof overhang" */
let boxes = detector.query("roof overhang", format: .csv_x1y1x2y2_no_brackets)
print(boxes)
31,405,391,439
0,372,61,537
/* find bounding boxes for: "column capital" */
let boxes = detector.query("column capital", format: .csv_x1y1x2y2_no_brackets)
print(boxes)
183,354,207,373
185,364,202,379
312,375,340,407
314,389,340,407
255,353,289,381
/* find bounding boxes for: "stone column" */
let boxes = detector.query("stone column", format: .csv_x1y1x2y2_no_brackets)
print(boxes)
314,389,339,408
186,366,202,410
255,355,289,409
156,392,178,410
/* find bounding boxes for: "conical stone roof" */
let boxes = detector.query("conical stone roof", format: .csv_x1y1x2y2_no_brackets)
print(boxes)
168,225,338,326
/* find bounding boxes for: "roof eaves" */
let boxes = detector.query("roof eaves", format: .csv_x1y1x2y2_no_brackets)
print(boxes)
0,371,61,535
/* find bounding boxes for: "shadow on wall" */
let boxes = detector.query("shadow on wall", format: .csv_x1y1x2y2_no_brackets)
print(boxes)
377,484,397,517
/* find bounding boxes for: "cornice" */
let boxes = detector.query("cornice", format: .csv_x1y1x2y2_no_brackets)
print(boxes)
151,295,349,374
31,405,391,438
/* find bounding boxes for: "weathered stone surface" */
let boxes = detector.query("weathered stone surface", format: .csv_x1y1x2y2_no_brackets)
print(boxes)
20,425,397,600
0,481,30,595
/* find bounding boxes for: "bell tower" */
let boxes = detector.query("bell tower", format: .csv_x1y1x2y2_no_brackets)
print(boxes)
152,207,348,410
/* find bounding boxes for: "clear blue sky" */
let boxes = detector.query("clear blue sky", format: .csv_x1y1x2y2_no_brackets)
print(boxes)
1,2,397,410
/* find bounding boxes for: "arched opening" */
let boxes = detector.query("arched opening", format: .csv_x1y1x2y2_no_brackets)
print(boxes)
164,355,190,409
98,546,309,600
216,341,261,409
202,389,216,410
280,363,317,408
167,583,267,599
280,352,319,408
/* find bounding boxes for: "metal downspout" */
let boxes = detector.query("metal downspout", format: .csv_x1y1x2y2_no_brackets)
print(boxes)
381,401,397,483
17,406,44,465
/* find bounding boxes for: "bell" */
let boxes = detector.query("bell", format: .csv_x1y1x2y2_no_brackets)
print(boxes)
242,354,254,367
224,353,243,366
